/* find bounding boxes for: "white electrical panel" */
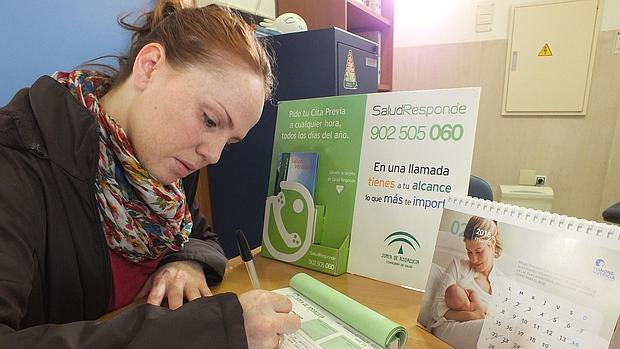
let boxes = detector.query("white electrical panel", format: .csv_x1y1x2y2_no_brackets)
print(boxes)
502,0,599,116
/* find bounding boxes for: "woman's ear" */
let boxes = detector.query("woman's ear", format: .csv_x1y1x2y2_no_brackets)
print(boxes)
131,43,166,90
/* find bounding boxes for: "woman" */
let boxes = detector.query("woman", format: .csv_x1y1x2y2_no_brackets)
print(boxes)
0,1,299,348
430,216,504,348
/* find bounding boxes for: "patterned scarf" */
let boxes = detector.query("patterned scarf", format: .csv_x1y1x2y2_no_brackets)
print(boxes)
53,70,192,262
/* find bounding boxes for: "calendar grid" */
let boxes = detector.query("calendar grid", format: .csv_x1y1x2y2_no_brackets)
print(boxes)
479,278,608,349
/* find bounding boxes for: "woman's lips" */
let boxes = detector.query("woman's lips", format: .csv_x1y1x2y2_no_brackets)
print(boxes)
174,158,195,177
179,159,196,172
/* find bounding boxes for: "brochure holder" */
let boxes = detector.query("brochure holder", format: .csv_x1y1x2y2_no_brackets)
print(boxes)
261,89,480,285
262,181,349,275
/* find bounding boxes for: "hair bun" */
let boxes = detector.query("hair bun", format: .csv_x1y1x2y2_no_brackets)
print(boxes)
163,3,176,17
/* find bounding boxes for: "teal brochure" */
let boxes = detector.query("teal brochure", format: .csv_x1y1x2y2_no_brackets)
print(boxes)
275,152,319,197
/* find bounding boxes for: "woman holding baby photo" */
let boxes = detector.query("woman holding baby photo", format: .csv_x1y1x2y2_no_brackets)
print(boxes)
429,216,504,348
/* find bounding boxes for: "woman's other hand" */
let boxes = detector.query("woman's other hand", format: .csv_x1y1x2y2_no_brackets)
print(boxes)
135,260,212,309
239,290,301,349
471,306,487,320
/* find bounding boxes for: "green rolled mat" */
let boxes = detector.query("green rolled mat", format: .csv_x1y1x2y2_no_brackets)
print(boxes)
290,273,408,349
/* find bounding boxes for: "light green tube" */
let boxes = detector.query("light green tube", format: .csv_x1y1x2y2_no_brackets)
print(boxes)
290,273,408,349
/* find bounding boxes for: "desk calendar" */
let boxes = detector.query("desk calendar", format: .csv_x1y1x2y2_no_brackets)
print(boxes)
417,196,620,349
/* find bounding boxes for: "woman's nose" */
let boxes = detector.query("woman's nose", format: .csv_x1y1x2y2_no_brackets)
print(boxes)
197,137,226,165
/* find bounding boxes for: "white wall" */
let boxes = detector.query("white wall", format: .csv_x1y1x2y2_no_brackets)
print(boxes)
392,30,620,221
394,0,620,48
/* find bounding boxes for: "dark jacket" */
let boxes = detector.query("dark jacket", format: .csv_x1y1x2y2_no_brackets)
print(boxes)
0,76,248,348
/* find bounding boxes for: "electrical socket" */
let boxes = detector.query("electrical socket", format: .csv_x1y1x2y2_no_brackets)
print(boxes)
535,175,547,186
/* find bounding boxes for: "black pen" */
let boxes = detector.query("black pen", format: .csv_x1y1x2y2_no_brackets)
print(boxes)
235,229,261,289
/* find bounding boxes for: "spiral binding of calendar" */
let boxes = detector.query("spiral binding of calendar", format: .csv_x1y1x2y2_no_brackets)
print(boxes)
446,195,620,245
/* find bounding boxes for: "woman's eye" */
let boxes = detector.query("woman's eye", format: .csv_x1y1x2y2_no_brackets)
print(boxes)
203,114,217,128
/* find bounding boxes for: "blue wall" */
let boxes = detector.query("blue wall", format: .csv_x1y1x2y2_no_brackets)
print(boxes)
0,1,151,105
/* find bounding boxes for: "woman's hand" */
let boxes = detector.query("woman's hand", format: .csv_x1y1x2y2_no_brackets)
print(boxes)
135,260,212,310
469,306,487,320
238,290,301,349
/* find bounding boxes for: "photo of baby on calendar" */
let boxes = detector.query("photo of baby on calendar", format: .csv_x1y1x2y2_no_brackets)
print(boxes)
417,196,620,349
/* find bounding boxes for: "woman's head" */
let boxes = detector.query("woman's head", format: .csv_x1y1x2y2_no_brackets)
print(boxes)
102,1,274,184
463,216,502,274
115,1,274,98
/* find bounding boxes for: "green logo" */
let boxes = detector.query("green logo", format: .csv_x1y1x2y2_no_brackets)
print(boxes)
384,231,420,255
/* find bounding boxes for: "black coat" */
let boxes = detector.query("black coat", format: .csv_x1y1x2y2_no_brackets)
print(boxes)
0,76,248,348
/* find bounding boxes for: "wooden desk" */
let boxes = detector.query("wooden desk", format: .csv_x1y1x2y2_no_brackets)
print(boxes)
212,252,450,349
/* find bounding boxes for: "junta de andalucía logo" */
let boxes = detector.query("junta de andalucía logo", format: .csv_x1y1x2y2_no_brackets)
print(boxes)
384,231,420,254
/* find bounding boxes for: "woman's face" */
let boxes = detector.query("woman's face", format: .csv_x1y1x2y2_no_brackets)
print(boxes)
125,57,265,184
465,239,495,274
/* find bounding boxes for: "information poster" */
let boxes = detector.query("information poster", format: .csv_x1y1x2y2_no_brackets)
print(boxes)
347,88,480,288
262,88,480,284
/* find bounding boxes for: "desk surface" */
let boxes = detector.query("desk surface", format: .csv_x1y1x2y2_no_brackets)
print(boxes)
212,252,450,349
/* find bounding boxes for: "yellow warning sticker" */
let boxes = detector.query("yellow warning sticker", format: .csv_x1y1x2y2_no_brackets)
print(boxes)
538,43,552,56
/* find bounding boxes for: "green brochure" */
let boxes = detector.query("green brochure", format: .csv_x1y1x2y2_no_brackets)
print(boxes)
262,95,366,275
273,273,407,349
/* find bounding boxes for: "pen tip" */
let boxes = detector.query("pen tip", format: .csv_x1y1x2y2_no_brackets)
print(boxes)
236,229,252,261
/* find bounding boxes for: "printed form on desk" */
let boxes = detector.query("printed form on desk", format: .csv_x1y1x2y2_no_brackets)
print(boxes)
273,273,406,349
274,287,399,349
